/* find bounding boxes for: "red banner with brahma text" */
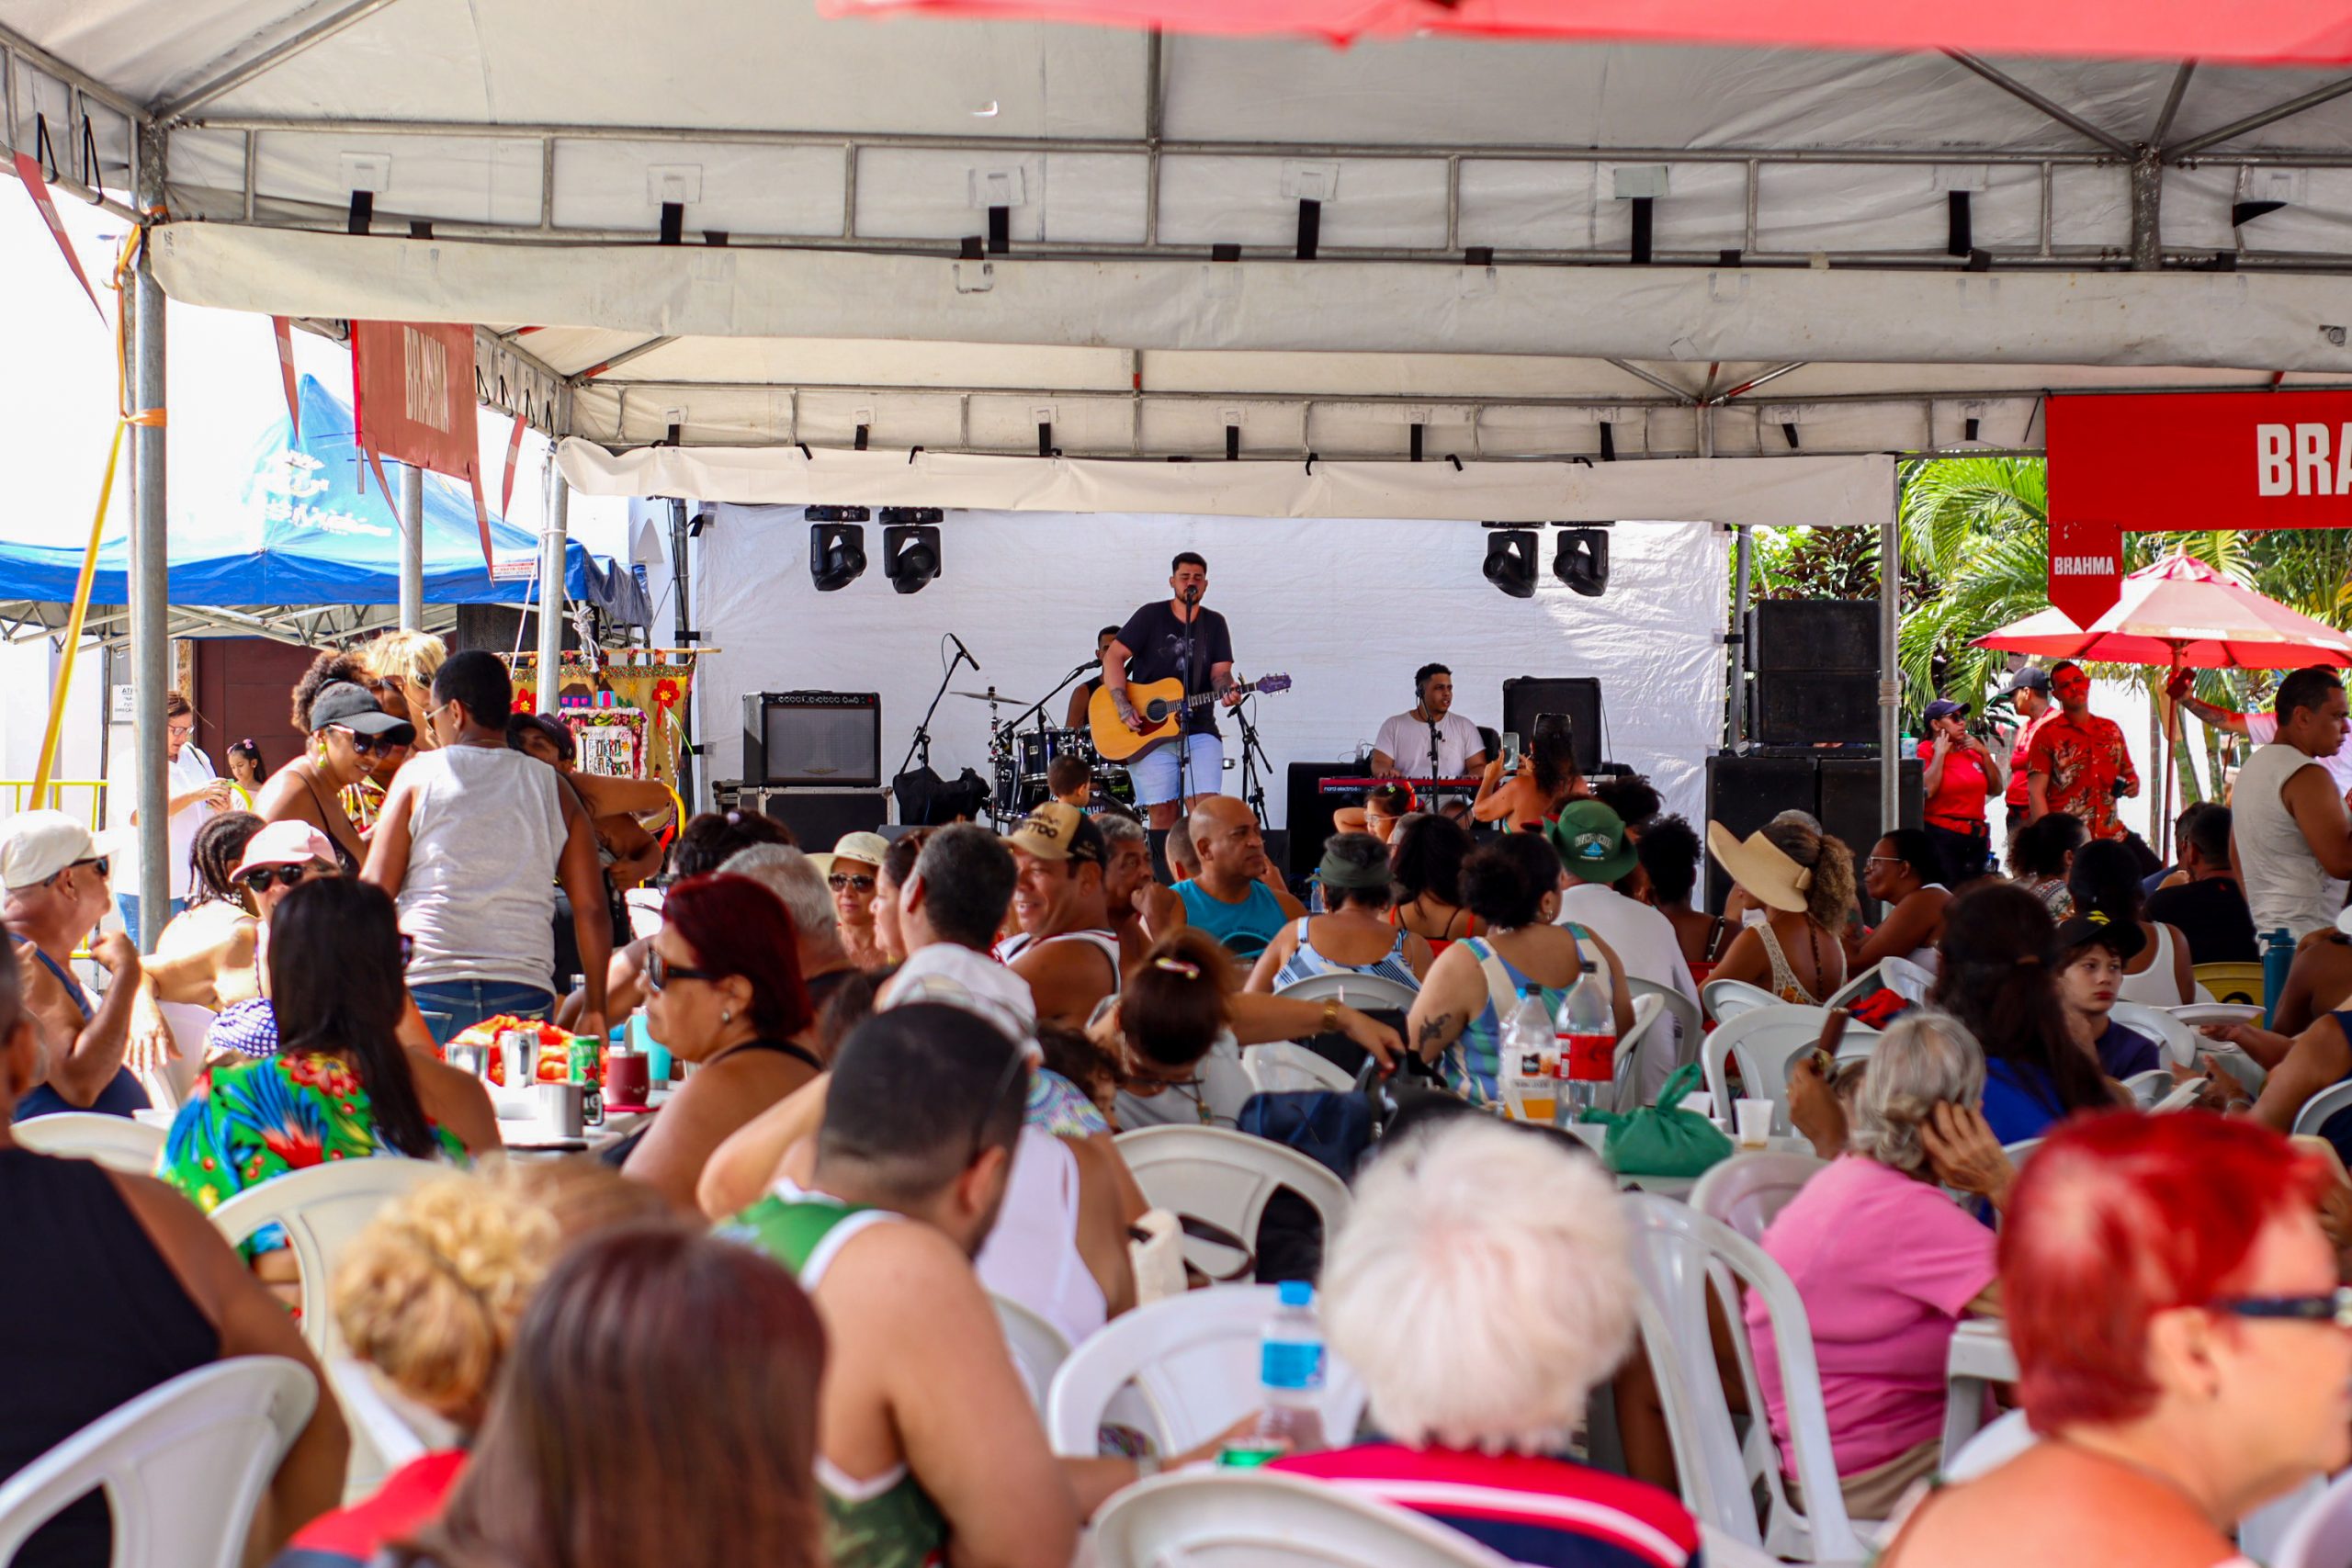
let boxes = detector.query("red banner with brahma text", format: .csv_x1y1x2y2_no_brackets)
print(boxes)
2045,389,2352,624
352,321,493,568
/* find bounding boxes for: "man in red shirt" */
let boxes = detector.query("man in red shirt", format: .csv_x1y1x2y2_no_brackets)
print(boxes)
2026,660,2141,842
1999,666,2055,833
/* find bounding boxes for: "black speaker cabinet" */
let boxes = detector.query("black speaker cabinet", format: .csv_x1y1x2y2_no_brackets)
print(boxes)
1748,601,1878,672
742,786,890,847
1499,677,1606,774
1703,753,1921,914
1286,761,1359,880
1817,758,1923,866
742,691,881,787
1750,673,1880,746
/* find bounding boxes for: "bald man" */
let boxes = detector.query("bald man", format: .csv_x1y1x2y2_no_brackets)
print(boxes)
1173,797,1304,962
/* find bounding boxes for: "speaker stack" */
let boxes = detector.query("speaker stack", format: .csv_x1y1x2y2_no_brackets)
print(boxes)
1500,676,1607,775
737,692,890,844
1705,753,1923,915
1747,601,1879,746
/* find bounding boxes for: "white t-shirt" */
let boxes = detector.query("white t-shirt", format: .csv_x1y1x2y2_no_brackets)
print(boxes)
879,942,1039,1045
2245,711,2352,801
1556,882,1702,1103
120,744,220,902
1372,710,1486,778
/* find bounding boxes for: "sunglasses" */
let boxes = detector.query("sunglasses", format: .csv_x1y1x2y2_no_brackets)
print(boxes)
241,863,325,894
830,873,877,892
644,947,717,993
48,855,109,886
2211,1288,2352,1329
328,726,401,758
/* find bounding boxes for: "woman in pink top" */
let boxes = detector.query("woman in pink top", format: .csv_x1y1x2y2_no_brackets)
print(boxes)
1747,1012,2014,1520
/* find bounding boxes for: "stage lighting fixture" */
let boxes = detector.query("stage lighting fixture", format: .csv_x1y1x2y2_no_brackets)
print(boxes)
806,505,869,592
1481,527,1540,599
880,507,944,595
1553,524,1612,597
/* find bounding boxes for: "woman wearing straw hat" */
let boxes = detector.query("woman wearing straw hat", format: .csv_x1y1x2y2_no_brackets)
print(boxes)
1706,818,1856,1005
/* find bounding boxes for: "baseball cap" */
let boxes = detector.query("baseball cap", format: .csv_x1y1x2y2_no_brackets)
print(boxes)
828,832,890,871
1003,801,1106,867
2004,667,2052,694
1923,699,1970,726
309,681,417,743
1547,799,1636,885
0,810,97,891
232,820,338,879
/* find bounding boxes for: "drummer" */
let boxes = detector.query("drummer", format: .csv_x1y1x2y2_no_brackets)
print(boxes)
1047,754,1095,813
1062,625,1125,730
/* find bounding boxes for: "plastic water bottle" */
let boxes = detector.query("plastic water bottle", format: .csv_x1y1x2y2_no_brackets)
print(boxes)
1255,1280,1328,1451
1556,968,1616,1122
2265,927,2294,1027
1501,986,1556,1122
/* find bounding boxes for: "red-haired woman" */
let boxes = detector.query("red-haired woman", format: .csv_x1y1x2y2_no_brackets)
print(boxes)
608,874,818,1211
1880,1111,2352,1568
397,1225,827,1568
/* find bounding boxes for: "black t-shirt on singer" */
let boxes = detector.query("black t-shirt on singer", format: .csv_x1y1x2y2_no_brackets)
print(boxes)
1117,601,1234,737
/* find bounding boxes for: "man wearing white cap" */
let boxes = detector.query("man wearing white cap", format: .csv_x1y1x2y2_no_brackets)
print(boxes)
2,810,146,1120
811,831,890,970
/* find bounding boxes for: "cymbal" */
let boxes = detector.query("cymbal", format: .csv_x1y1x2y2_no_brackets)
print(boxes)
949,688,1026,703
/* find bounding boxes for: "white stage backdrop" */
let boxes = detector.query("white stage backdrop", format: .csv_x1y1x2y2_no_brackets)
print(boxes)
695,510,1730,830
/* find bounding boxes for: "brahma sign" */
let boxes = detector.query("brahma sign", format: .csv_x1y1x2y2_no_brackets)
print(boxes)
2045,389,2352,625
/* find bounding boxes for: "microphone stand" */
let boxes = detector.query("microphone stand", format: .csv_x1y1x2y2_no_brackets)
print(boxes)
899,640,976,779
1233,694,1273,829
993,660,1099,818
1428,716,1444,785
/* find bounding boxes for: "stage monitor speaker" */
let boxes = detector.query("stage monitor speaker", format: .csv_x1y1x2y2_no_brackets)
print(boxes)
1748,601,1877,672
742,691,881,787
742,786,890,848
1751,673,1879,746
1286,761,1359,881
1500,677,1605,774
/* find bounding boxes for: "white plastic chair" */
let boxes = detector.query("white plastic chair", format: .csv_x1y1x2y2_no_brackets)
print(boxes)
2295,1080,2352,1137
1702,1005,1833,1138
2109,1000,2199,1068
1690,1150,1827,1245
1243,1041,1358,1095
1820,962,1883,1014
1091,1470,1513,1567
206,1157,454,1359
2150,1077,2210,1114
2120,1069,2173,1109
1271,971,1419,1013
0,1357,316,1568
2001,1137,2043,1168
1702,976,1778,1024
2272,1466,2352,1568
1877,954,1937,1004
2244,1473,2333,1567
11,1111,166,1174
1943,1407,2036,1482
1114,1125,1351,1281
1612,992,1668,1111
1626,976,1704,1072
323,1357,435,1471
992,1293,1072,1411
1045,1285,1368,1460
1623,1194,1866,1565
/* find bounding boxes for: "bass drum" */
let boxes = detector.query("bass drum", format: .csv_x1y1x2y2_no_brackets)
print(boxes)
1018,728,1097,784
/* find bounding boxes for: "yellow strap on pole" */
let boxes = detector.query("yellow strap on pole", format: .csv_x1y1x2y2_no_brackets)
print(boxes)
30,419,129,806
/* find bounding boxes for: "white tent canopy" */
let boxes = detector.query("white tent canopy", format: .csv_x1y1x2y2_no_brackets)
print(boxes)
8,3,2352,460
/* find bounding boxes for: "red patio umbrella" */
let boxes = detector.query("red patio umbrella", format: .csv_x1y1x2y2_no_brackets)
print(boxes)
820,0,2352,63
1973,551,2352,855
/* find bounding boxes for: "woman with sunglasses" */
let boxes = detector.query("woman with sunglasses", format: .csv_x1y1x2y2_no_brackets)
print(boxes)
605,874,820,1211
160,878,496,1280
127,813,277,1075
1878,1111,2352,1568
254,656,416,875
814,832,890,970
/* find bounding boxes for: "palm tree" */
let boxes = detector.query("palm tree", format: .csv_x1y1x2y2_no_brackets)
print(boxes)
1894,457,2048,716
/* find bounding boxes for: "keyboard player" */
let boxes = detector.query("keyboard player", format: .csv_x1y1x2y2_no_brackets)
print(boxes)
1368,663,1489,782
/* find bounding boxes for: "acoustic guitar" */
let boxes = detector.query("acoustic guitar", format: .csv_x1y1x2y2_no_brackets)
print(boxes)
1089,673,1294,763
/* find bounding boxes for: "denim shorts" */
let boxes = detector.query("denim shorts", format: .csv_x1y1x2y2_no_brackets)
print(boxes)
411,979,556,1047
1125,732,1224,807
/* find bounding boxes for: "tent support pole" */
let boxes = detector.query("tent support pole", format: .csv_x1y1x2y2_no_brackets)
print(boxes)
399,462,424,631
537,473,569,705
130,125,171,950
1728,524,1752,750
1881,476,1900,835
669,496,695,811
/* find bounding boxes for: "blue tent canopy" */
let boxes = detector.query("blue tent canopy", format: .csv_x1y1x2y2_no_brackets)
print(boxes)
0,375,646,622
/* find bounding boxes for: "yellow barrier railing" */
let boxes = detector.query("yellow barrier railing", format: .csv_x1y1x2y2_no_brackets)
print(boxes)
0,780,109,831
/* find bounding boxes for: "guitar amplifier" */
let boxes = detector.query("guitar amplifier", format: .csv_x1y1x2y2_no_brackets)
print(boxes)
743,691,881,787
738,786,891,847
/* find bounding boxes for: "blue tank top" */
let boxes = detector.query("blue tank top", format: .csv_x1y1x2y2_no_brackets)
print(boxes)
1177,878,1287,961
8,932,148,1122
1449,936,1572,1109
1272,917,1420,991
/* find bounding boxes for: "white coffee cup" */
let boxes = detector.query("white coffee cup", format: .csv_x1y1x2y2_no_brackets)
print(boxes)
1680,1087,1716,1120
1735,1098,1775,1147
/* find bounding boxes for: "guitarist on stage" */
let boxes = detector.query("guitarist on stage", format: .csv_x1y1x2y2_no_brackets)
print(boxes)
1102,552,1243,829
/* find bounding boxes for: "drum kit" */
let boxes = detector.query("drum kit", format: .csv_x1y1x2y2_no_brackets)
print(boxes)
952,685,1134,821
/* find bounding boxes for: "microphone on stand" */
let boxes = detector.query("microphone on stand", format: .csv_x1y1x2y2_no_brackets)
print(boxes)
949,633,979,671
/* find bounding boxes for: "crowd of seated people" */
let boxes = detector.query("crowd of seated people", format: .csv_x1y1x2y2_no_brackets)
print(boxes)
25,644,2352,1568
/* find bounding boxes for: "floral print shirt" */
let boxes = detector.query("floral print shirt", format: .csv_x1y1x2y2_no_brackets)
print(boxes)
160,1052,465,1221
2025,711,2139,841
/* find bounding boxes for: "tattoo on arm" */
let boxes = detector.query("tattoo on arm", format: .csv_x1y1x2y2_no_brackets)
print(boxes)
1415,1013,1454,1058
